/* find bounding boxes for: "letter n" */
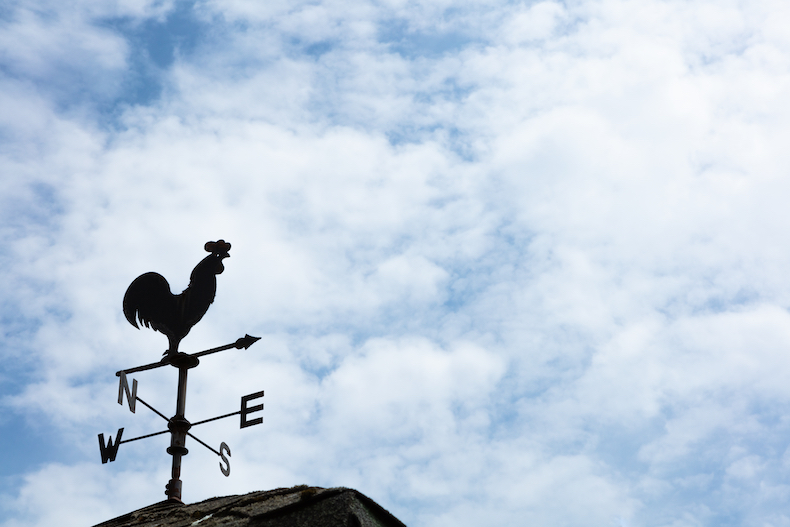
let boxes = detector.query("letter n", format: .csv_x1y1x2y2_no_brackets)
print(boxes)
118,372,137,413
98,428,124,463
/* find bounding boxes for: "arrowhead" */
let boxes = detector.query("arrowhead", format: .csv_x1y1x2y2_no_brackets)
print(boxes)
235,334,261,350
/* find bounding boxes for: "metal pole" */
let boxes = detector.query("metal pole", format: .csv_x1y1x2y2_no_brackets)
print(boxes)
165,354,199,502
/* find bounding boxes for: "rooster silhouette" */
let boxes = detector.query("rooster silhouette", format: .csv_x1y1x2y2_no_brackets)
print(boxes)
123,240,231,357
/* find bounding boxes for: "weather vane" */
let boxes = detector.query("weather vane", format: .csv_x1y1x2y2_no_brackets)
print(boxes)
98,240,264,503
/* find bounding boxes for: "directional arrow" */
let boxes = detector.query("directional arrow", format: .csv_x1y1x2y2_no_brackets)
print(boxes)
116,334,261,376
192,334,261,358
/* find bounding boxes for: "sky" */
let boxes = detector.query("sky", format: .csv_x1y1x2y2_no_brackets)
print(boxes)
1,0,790,525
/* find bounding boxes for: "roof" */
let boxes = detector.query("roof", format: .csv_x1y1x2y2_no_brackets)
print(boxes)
93,485,407,527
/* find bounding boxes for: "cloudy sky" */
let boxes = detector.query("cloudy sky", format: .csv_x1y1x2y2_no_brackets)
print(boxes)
2,0,790,525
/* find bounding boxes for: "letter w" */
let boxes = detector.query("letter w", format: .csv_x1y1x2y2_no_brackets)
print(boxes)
98,428,124,463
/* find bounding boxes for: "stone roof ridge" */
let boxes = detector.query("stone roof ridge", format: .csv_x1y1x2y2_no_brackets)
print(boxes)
92,485,407,527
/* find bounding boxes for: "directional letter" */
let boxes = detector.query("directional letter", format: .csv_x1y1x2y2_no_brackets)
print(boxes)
219,442,231,477
240,391,264,428
98,428,124,463
117,372,137,413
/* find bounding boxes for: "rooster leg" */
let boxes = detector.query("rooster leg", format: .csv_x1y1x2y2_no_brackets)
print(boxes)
163,336,180,357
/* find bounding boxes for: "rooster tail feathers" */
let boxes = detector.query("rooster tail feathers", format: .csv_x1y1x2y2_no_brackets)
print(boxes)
123,306,140,329
122,272,174,331
122,282,141,329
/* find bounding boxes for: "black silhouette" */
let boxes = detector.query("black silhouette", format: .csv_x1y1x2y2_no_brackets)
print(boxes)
123,240,231,357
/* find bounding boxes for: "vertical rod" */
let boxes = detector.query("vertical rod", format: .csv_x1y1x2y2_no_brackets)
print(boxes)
176,366,188,418
165,364,191,502
167,452,183,501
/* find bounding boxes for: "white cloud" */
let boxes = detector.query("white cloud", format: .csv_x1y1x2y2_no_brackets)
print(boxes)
3,0,790,526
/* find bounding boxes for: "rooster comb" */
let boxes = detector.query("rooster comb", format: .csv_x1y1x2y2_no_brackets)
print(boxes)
205,240,231,254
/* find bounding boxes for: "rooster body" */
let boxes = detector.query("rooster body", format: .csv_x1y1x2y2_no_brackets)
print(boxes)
123,240,231,356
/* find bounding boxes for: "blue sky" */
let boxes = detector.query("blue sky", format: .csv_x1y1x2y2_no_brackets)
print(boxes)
3,0,790,525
